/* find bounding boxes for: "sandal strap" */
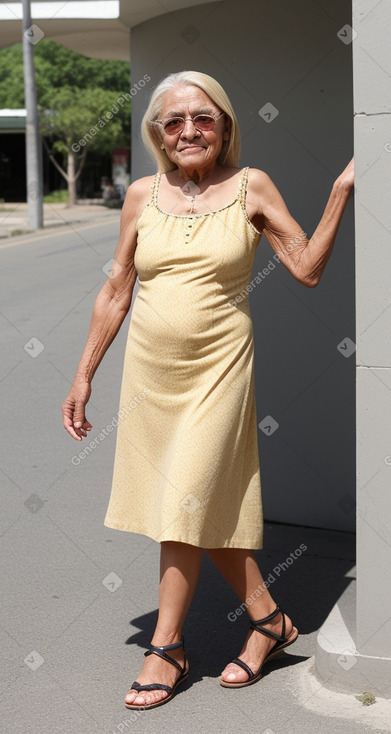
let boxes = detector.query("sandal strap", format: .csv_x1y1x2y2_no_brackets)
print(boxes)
147,637,185,651
252,603,281,625
249,604,287,642
144,637,186,675
130,680,172,694
231,657,255,681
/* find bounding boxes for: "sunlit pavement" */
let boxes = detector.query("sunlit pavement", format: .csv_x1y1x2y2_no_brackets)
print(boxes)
0,201,121,240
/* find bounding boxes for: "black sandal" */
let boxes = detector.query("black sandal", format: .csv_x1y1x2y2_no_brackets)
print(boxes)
219,603,298,688
125,637,189,709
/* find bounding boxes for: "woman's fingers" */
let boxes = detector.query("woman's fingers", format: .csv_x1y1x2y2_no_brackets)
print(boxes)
74,420,93,437
63,412,83,440
62,385,93,441
63,414,93,440
336,157,354,190
74,402,87,429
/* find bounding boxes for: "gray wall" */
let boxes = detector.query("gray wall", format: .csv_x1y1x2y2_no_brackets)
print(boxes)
354,0,391,655
130,0,355,531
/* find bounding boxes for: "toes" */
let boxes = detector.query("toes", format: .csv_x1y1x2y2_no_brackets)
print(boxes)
125,690,146,705
145,690,168,705
125,688,168,706
125,690,140,704
135,694,147,705
221,663,249,682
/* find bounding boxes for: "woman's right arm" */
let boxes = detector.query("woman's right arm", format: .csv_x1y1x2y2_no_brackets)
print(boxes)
62,177,150,441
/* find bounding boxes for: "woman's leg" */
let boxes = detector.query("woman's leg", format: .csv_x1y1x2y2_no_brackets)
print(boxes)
125,540,203,706
205,547,295,683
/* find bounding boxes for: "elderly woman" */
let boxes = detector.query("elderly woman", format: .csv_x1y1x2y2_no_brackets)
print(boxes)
62,70,354,710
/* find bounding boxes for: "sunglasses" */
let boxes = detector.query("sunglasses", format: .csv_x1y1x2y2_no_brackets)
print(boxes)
150,112,226,136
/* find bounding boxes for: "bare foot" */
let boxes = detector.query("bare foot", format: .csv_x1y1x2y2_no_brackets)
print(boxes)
125,644,187,708
220,611,295,683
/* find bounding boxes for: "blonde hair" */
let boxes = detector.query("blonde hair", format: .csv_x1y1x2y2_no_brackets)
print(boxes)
140,71,241,173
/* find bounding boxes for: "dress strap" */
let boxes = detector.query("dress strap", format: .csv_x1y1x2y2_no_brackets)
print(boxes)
151,171,161,207
237,166,249,208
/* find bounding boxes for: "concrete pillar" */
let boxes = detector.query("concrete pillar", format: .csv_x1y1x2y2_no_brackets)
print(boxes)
315,0,391,698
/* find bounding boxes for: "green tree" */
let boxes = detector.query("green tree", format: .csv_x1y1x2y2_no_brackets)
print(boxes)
0,40,130,110
0,44,25,107
39,86,130,205
0,40,131,203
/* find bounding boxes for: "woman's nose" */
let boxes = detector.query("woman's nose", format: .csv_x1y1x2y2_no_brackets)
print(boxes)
180,119,199,136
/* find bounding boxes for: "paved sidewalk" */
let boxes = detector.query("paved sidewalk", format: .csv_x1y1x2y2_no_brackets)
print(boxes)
0,200,121,240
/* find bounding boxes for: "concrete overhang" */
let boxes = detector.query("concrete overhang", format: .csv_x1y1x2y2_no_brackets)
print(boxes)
0,0,220,60
0,108,26,132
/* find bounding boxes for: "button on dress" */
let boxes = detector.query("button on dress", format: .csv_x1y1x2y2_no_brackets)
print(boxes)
103,166,264,548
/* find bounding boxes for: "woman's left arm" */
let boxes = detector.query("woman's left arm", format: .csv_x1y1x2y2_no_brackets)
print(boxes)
250,158,354,287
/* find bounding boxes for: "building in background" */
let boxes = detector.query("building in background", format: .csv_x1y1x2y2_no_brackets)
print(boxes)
0,110,27,201
0,108,117,202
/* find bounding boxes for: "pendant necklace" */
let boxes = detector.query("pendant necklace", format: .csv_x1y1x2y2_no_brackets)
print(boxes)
188,195,197,214
181,180,201,214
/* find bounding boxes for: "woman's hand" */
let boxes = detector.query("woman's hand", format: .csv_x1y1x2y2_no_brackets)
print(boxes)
62,380,93,441
335,156,354,191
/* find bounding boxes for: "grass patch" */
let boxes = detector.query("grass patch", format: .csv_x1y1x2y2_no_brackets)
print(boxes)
43,190,69,204
11,229,31,237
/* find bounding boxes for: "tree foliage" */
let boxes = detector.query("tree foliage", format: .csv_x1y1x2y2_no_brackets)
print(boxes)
39,86,126,156
0,44,24,107
0,39,130,117
0,39,131,152
0,39,131,203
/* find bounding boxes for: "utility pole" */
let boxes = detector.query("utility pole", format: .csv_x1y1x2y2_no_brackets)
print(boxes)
22,0,43,229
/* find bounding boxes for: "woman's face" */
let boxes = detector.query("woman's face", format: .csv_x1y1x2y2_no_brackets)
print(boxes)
158,85,230,171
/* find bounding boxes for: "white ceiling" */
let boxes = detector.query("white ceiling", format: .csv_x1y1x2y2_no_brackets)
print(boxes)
0,0,221,60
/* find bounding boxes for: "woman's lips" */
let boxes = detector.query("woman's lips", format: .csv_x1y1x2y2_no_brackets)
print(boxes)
180,145,204,151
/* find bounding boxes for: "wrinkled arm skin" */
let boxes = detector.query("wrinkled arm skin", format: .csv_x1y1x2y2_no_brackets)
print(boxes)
249,157,354,287
61,177,148,440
